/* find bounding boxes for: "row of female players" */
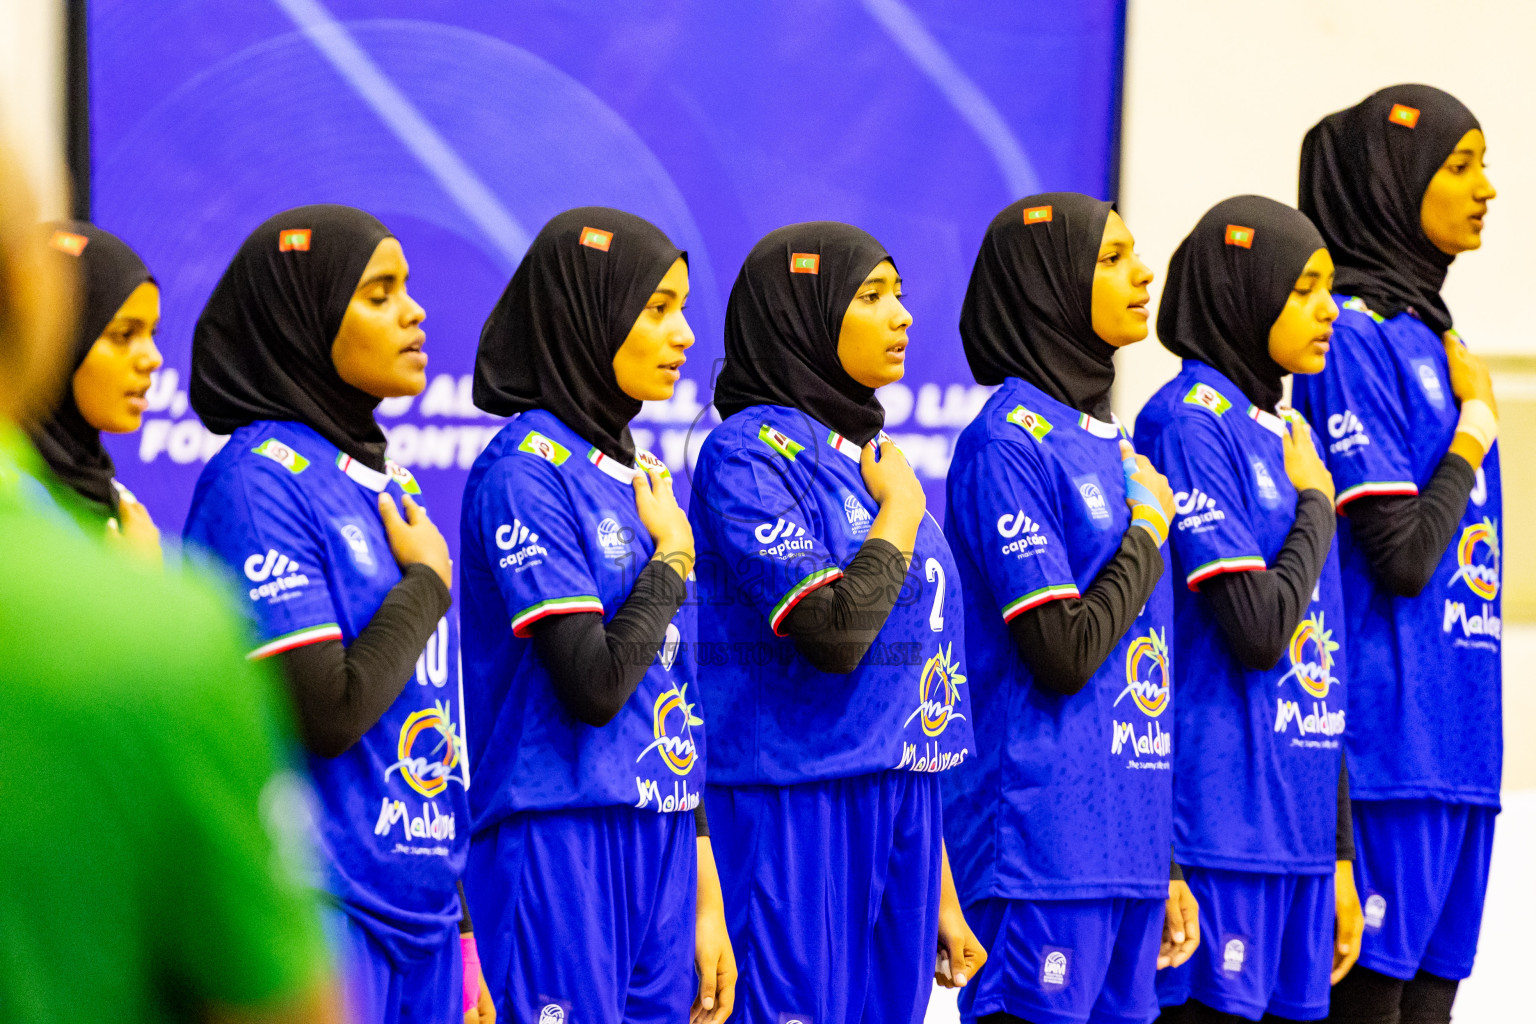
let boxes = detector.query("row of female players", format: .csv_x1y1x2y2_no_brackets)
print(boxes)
32,84,1499,1024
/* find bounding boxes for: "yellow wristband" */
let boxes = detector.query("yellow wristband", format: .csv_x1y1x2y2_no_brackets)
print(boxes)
1130,504,1169,547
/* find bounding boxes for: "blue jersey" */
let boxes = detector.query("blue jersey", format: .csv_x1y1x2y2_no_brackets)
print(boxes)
688,404,972,786
1292,300,1501,806
1138,363,1346,874
183,421,466,960
459,409,703,829
941,379,1174,903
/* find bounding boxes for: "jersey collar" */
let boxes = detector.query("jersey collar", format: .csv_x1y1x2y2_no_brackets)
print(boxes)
333,452,422,495
1074,411,1120,439
1245,404,1287,437
1185,362,1290,438
586,445,671,485
334,452,390,491
1002,378,1121,444
827,428,895,462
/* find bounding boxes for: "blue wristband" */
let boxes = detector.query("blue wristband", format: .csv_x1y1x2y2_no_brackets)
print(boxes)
1123,456,1161,509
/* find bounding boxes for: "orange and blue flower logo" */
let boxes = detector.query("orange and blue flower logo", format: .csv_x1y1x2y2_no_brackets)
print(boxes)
1279,612,1340,699
1450,518,1500,601
1115,629,1170,718
636,684,703,776
386,701,461,798
905,642,967,737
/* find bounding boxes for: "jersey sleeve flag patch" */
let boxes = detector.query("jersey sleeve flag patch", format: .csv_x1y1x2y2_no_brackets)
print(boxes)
517,430,571,465
758,423,805,460
252,438,310,473
1182,383,1232,416
1006,404,1053,442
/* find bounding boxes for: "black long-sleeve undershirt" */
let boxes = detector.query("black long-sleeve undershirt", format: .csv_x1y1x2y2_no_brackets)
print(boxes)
1338,755,1355,861
530,560,687,728
278,563,452,758
1008,527,1164,696
458,881,473,933
1346,452,1476,597
528,560,709,837
1198,490,1335,671
780,539,909,674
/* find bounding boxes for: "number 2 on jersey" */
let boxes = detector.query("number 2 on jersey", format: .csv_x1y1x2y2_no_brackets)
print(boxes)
925,557,945,633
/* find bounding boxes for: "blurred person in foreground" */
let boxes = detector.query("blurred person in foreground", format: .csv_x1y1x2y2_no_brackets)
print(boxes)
0,146,341,1023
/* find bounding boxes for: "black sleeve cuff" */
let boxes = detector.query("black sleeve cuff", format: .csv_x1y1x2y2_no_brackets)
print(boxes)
458,880,473,933
1336,755,1356,861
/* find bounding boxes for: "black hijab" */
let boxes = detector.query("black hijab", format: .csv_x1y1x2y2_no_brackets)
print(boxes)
191,205,395,470
474,207,683,466
30,222,153,514
1299,84,1480,335
1158,195,1326,412
714,222,891,445
960,193,1117,419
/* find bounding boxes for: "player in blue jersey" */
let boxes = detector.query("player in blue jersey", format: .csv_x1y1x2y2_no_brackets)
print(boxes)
26,222,163,553
690,222,985,1023
183,206,490,1024
1289,86,1501,1024
459,208,734,1024
941,194,1192,1024
1137,196,1364,1023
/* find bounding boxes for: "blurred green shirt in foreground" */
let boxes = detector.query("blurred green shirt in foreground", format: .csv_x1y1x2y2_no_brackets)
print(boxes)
0,424,331,1022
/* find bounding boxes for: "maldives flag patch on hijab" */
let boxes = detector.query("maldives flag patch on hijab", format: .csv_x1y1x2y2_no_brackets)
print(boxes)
48,230,88,256
278,229,311,252
1388,103,1421,128
790,252,820,274
1224,224,1255,248
1022,205,1053,224
579,226,613,251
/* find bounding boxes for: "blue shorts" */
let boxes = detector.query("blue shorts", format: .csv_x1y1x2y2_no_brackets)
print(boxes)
1351,799,1496,981
1154,868,1332,1021
464,804,697,1024
324,907,462,1024
958,896,1164,1024
707,770,943,1024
